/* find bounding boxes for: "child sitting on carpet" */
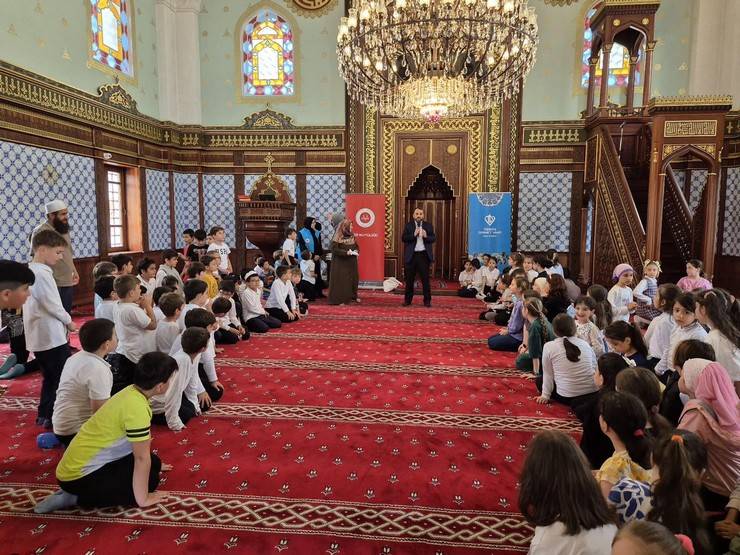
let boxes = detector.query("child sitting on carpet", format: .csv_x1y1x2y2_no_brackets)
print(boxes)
266,266,300,323
94,276,118,322
487,276,528,351
155,292,184,353
644,283,680,371
151,327,210,431
92,261,117,312
253,257,275,289
155,249,183,289
587,284,614,333
111,253,133,275
34,352,176,513
609,264,637,323
535,314,598,406
178,279,210,330
239,271,282,333
575,353,631,469
519,430,617,554
111,275,157,394
170,308,224,405
52,318,116,446
615,367,673,440
656,292,708,380
604,321,650,368
595,391,652,500
211,296,248,344
574,296,604,357
458,259,477,298
291,266,309,315
151,285,175,322
515,297,553,374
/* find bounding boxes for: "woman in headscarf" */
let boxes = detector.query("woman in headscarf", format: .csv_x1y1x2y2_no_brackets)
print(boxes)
297,217,326,297
328,219,359,305
677,358,740,512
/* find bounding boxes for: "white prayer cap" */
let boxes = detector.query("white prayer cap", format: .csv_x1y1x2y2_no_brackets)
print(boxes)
243,271,258,280
45,199,68,215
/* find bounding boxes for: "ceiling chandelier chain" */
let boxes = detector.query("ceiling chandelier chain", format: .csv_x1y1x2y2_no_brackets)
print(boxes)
337,0,539,122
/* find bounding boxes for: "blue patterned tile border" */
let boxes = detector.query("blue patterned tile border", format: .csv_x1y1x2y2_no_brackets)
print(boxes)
145,169,172,251
0,141,98,260
516,172,572,252
722,167,740,257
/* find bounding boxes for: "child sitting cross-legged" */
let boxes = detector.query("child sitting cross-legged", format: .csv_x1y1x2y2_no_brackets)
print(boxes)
52,318,117,446
35,353,176,514
239,271,282,333
93,275,118,322
155,292,184,353
215,280,248,341
266,266,300,323
595,391,652,500
170,308,224,405
212,296,248,344
535,314,598,406
110,275,157,394
151,285,176,323
290,266,309,315
519,430,617,554
178,278,210,330
604,320,651,368
151,327,210,431
515,297,554,374
487,276,529,351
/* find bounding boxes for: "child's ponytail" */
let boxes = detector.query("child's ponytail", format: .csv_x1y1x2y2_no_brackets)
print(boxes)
599,391,651,469
553,314,580,362
587,284,613,330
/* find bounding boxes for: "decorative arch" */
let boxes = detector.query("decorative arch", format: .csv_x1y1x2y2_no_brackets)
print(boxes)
407,166,455,200
661,145,717,174
88,0,135,81
235,1,297,99
579,1,643,90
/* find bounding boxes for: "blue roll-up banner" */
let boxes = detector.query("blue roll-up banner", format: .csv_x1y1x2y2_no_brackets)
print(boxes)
467,192,512,257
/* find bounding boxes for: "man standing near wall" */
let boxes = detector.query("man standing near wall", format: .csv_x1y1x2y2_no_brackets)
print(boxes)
30,200,79,314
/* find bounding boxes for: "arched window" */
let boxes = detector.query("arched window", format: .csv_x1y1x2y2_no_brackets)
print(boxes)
580,2,640,89
241,10,295,97
89,0,134,78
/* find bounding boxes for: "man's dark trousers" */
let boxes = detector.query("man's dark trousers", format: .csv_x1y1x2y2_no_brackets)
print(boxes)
404,251,431,305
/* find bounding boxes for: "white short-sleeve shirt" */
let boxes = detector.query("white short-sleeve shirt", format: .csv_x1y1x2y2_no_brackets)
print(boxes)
114,302,155,363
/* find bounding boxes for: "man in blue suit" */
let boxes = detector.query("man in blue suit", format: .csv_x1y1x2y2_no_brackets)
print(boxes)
402,208,436,307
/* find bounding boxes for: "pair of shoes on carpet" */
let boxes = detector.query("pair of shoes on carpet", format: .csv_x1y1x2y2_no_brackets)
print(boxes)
33,489,78,514
0,363,26,379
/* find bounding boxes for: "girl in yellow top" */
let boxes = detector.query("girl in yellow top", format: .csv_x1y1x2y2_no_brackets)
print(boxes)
596,391,652,500
199,255,221,299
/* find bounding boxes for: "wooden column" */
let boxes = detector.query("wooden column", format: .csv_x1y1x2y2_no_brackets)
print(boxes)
233,151,246,270
645,148,664,262
642,41,656,107
702,171,720,277
586,57,599,116
626,55,639,109
599,44,612,111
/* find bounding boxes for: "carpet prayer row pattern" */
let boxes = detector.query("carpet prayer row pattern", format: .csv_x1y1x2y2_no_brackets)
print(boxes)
0,293,576,554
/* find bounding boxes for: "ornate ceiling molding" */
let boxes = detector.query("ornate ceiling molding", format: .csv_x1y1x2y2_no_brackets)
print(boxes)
242,108,296,130
284,0,338,19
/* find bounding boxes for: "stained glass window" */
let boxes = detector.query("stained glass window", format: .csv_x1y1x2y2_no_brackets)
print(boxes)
581,2,641,89
89,0,134,78
241,10,295,97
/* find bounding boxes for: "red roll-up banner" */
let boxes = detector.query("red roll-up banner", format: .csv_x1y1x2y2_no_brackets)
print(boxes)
344,194,386,284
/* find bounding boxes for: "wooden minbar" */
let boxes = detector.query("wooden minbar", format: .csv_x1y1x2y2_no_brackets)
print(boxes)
237,153,296,262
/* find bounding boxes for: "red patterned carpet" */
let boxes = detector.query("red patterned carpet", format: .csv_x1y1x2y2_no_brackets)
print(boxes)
0,292,577,554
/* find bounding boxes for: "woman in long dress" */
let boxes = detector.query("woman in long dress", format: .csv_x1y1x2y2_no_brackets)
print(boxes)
328,219,359,305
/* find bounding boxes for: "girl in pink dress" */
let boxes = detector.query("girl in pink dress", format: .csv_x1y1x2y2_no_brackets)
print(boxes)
677,259,712,292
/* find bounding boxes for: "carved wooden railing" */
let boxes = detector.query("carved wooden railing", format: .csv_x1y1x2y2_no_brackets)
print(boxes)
591,126,647,285
664,166,693,263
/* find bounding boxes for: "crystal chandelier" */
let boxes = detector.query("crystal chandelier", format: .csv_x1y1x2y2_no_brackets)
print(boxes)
337,0,539,123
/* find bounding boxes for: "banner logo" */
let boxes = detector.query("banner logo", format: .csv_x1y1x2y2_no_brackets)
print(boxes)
484,214,495,226
355,208,376,228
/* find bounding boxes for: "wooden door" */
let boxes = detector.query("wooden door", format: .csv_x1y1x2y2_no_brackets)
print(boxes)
404,166,458,280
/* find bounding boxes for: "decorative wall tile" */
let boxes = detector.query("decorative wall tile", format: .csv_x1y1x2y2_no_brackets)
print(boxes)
307,174,346,249
174,173,200,235
722,167,740,257
244,174,297,248
0,140,98,261
204,174,236,249
516,172,572,252
689,170,707,216
146,169,172,251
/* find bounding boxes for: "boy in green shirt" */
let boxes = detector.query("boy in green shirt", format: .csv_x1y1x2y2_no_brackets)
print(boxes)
34,352,177,512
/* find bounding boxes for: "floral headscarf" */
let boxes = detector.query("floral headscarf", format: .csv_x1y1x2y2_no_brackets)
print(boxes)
332,218,355,245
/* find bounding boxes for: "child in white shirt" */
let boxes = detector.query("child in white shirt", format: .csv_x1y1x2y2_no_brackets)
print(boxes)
298,250,318,301
206,226,233,276
178,279,210,330
644,283,680,369
266,266,299,323
111,274,157,392
574,295,605,357
136,257,157,297
52,318,116,445
93,276,118,322
656,292,708,377
608,263,637,322
24,230,77,427
239,271,282,333
170,308,224,404
151,327,210,431
212,294,248,344
155,292,184,353
155,249,183,289
281,229,298,265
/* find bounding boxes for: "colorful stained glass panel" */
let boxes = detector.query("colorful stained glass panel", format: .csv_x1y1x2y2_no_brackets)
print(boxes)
241,11,294,97
90,0,134,78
